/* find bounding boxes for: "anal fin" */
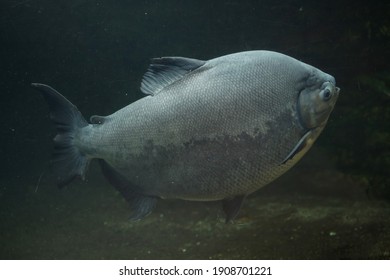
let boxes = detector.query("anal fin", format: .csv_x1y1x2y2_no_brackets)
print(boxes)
222,195,246,223
98,159,156,221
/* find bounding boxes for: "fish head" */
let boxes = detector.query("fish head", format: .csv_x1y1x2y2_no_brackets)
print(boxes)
297,71,340,129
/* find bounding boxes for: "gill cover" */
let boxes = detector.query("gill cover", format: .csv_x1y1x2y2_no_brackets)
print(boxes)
298,81,340,129
281,80,339,165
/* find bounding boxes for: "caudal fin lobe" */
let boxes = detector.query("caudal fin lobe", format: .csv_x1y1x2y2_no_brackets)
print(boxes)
32,83,89,187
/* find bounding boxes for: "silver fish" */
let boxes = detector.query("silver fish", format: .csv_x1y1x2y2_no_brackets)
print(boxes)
32,50,339,222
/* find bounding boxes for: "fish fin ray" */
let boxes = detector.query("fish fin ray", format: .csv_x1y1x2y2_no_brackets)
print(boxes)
128,195,157,221
31,83,89,188
140,57,206,96
281,130,312,164
99,159,157,220
222,195,246,223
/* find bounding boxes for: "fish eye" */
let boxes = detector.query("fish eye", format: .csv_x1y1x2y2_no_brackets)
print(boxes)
321,88,332,101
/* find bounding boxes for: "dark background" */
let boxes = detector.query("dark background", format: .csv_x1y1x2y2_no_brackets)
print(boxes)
1,0,389,259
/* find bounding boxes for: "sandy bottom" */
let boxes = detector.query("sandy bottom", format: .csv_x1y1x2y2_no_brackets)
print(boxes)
1,148,389,259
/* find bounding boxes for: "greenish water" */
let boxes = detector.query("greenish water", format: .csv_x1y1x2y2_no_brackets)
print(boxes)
1,149,390,259
1,0,389,259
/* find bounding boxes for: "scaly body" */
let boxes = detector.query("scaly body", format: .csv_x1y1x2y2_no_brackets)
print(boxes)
33,50,339,221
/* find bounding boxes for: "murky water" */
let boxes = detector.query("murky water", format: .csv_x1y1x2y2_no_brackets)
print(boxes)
1,0,389,259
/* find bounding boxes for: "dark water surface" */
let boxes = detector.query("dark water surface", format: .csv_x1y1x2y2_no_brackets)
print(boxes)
1,0,389,259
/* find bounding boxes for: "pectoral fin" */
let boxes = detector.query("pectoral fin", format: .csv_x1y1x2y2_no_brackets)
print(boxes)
281,130,313,165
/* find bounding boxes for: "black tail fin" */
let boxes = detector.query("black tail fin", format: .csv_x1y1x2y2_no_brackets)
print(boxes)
32,83,89,187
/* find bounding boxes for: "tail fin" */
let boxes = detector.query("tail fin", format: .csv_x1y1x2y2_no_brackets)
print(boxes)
32,83,89,187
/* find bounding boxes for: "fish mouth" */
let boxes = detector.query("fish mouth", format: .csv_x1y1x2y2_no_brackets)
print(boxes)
330,87,340,107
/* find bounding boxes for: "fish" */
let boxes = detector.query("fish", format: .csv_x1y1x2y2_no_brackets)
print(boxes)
32,50,339,222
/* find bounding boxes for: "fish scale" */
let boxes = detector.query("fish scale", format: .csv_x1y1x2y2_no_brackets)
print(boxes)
32,50,339,222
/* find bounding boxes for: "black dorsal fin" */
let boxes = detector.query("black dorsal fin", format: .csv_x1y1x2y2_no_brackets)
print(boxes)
140,56,206,96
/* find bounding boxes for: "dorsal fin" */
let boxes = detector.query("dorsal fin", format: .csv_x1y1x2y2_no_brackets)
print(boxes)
140,57,206,96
